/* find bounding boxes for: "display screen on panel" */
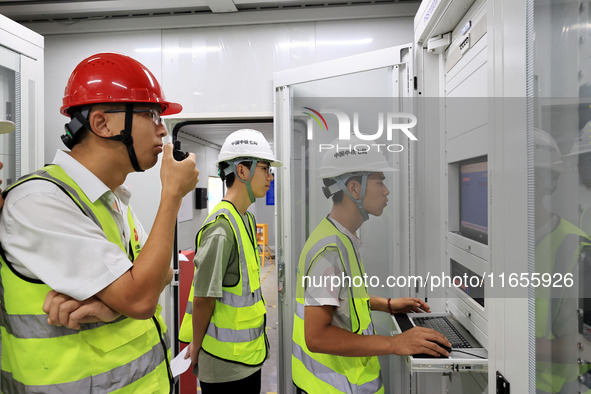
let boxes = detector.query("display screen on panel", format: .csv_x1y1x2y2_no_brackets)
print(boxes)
459,156,488,245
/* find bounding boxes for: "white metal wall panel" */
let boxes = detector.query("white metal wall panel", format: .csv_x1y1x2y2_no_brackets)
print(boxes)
445,37,488,97
161,18,412,116
442,0,490,342
444,95,487,142
44,17,413,164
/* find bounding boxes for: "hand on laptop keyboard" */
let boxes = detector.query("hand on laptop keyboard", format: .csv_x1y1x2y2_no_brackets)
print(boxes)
390,326,452,357
414,316,472,348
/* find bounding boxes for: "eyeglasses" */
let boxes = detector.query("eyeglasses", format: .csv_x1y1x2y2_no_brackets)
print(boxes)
104,108,162,126
256,164,272,175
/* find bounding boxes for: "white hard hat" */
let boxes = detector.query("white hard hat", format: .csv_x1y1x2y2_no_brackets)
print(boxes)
0,120,15,135
319,138,397,179
217,129,281,166
319,138,396,221
534,128,563,172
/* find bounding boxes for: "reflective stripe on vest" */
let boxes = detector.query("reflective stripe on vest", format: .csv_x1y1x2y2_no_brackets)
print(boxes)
1,340,168,393
293,342,383,394
292,217,383,394
0,165,171,393
179,201,267,366
184,286,264,316
19,168,102,227
206,320,265,343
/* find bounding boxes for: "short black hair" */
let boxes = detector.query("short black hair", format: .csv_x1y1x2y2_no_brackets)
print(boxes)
67,103,128,146
219,160,252,188
323,175,361,203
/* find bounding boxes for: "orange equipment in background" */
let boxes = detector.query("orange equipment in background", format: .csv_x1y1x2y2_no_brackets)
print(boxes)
256,223,273,267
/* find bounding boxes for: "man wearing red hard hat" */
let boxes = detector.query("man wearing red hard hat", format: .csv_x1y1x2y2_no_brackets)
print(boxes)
0,53,199,393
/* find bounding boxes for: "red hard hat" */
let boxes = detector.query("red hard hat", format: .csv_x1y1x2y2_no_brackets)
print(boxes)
60,52,182,117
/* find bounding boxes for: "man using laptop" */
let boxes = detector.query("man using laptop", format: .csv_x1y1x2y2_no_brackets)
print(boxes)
292,142,451,394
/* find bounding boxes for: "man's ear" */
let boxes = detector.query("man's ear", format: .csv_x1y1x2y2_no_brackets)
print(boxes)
236,163,248,181
87,110,113,138
347,180,361,199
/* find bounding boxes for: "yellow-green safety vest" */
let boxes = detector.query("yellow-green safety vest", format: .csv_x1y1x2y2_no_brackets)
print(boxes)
0,165,172,393
178,201,267,366
535,215,591,393
292,217,383,394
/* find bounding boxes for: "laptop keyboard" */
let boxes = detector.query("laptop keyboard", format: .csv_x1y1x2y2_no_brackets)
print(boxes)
414,316,473,349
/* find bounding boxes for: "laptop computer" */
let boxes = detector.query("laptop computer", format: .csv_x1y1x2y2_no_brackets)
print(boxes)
391,312,488,373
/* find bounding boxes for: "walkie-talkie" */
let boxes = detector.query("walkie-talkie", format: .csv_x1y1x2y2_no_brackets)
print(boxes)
173,140,189,161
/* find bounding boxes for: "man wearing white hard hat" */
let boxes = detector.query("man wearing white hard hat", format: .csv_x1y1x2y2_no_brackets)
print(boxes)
292,141,450,394
179,129,281,393
534,127,591,393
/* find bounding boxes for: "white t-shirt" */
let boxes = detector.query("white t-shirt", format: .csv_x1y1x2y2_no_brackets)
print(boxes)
0,150,146,300
304,217,362,331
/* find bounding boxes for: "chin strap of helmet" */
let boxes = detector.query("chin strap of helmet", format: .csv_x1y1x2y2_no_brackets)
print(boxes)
323,172,370,221
63,103,144,172
104,103,143,172
221,158,259,203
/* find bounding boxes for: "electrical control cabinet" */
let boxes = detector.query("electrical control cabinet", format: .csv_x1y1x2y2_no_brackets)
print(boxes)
273,0,563,392
0,14,44,186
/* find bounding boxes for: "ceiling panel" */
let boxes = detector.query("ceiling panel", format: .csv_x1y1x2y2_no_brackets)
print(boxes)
177,121,274,148
0,0,419,22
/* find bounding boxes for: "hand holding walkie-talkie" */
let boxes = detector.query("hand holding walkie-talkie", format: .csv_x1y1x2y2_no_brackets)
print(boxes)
173,140,189,161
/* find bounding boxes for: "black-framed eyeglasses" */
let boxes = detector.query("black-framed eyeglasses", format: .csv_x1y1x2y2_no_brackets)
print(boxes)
256,164,272,175
104,108,162,126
